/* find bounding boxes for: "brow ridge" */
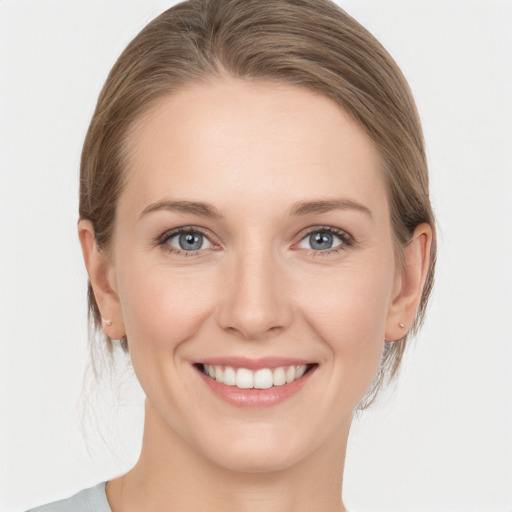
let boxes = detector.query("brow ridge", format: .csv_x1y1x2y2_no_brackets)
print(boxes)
139,198,372,220
139,200,222,220
289,199,372,218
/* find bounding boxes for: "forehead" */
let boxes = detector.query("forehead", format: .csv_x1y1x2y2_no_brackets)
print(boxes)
120,77,388,220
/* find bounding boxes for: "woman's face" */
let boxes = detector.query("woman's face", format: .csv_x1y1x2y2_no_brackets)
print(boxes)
108,78,401,472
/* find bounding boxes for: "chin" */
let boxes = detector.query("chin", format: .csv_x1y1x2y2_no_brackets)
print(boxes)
195,425,314,474
211,446,301,474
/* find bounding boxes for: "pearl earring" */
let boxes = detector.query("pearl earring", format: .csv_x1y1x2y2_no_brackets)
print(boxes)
101,317,112,326
399,322,406,328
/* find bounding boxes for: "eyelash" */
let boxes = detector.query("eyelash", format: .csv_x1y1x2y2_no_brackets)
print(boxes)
156,226,214,258
156,226,354,258
297,226,354,257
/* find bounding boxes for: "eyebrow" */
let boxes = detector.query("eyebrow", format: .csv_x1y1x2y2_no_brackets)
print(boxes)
289,199,373,218
139,200,223,220
139,197,372,221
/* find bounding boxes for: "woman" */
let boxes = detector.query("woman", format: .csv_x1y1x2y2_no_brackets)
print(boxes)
27,0,435,510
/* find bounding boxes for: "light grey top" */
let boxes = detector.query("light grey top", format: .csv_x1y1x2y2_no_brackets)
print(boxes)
25,481,355,511
26,482,112,512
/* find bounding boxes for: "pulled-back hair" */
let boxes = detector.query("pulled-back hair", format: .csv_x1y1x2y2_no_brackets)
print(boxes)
79,0,436,408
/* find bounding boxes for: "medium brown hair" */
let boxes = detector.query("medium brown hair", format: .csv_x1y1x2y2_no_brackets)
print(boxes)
79,0,436,408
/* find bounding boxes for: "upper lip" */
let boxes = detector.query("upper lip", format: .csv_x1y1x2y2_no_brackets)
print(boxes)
195,356,314,370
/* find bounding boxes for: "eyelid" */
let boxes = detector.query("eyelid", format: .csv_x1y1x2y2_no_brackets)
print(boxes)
154,224,355,257
157,226,208,243
292,225,355,253
296,225,353,243
156,226,219,255
167,231,213,250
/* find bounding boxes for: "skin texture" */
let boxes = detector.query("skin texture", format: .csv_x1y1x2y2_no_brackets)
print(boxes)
79,77,432,512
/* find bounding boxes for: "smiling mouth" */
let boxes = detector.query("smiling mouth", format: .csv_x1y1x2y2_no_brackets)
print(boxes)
195,363,317,390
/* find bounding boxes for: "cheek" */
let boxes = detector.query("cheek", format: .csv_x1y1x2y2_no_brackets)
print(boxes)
116,260,219,354
296,258,395,377
115,262,222,403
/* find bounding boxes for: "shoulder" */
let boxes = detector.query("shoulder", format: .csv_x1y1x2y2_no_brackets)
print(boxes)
25,482,111,512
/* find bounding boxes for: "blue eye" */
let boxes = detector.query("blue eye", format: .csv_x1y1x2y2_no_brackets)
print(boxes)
159,226,350,257
165,230,212,252
297,228,346,251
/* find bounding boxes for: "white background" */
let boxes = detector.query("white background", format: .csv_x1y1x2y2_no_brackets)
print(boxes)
1,1,511,511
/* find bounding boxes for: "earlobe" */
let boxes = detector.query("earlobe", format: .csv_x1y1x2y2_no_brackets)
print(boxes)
385,223,432,341
77,219,126,338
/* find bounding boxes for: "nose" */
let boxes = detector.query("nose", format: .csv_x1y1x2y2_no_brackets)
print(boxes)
216,245,293,341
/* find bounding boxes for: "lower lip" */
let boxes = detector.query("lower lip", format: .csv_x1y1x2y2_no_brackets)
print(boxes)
196,367,316,408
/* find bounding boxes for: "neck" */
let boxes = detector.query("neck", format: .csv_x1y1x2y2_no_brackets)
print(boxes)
106,400,350,512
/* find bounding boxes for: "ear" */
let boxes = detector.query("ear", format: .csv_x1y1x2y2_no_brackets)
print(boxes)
385,223,433,341
78,219,126,339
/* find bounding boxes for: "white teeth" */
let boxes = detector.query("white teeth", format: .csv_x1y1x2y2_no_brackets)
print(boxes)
223,366,236,386
273,366,286,386
254,368,273,389
202,364,310,389
236,368,253,389
295,365,306,379
285,365,296,383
